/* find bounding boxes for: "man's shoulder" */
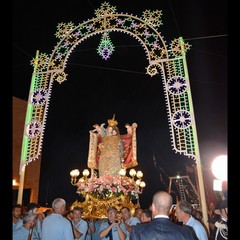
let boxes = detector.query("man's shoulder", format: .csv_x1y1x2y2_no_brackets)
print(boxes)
99,220,108,228
81,219,89,226
44,214,70,225
130,216,141,224
148,218,191,232
132,219,195,240
132,221,152,231
14,219,23,230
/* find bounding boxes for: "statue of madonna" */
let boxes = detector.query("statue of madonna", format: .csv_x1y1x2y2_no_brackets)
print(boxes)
87,115,138,177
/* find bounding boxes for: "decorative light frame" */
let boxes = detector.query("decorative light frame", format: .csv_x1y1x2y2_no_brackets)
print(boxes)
20,2,195,172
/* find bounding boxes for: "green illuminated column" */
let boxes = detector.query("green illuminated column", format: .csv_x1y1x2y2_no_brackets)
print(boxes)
17,50,39,204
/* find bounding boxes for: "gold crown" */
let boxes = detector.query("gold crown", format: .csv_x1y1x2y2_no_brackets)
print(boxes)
108,114,118,127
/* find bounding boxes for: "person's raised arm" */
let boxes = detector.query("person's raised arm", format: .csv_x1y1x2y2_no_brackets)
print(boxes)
99,222,113,238
116,220,126,240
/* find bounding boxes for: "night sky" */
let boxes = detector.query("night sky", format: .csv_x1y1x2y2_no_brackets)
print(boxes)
13,0,227,209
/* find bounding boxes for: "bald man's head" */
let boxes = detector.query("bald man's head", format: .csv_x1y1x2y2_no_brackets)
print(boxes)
152,191,173,216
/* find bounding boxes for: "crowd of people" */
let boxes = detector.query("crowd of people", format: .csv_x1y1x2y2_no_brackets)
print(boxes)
12,191,228,240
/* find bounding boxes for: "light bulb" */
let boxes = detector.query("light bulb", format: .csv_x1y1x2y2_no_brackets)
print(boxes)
83,169,90,177
136,179,141,185
119,168,126,177
140,181,146,188
136,171,143,178
129,169,136,177
70,169,80,177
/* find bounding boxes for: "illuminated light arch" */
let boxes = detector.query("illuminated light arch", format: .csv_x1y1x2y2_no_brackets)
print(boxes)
21,2,194,173
18,1,211,227
21,2,194,167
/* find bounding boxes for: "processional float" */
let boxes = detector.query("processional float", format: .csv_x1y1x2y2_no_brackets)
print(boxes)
70,115,146,218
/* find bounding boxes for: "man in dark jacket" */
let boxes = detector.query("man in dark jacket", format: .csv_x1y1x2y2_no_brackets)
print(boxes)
130,191,196,240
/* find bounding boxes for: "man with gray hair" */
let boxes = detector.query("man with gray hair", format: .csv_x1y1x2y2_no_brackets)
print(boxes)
41,198,74,240
175,200,208,240
13,211,40,240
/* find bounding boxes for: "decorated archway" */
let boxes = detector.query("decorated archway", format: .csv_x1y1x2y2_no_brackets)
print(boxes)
18,1,208,226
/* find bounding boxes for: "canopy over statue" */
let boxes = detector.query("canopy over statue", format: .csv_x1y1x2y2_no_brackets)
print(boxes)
88,115,138,176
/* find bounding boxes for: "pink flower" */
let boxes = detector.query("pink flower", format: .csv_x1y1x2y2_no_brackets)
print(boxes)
76,175,140,200
111,186,117,192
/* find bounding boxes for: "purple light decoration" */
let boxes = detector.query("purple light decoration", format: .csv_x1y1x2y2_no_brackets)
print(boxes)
97,32,115,60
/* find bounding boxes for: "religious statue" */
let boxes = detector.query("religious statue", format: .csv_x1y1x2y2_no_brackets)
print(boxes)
87,115,138,177
72,115,144,219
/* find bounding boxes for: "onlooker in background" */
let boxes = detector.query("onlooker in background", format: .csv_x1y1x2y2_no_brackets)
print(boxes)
27,202,41,214
130,191,196,240
86,218,96,240
99,206,127,240
121,206,140,239
43,209,52,218
175,200,208,240
71,206,88,240
207,201,220,240
134,208,143,221
168,205,179,224
91,218,104,240
12,203,23,232
13,211,40,240
208,201,216,220
64,210,75,238
193,209,210,238
208,216,220,240
42,198,74,240
64,209,74,221
140,209,152,223
212,199,228,240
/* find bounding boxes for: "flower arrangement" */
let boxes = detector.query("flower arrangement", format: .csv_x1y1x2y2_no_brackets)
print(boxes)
76,175,140,200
